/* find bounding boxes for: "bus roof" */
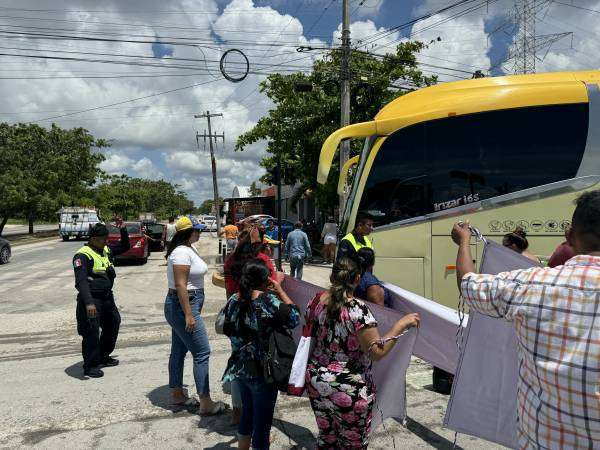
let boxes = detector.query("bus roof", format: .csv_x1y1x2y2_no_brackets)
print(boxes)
375,70,600,123
318,70,600,184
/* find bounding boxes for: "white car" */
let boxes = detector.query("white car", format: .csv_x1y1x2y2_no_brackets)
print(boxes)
199,215,218,232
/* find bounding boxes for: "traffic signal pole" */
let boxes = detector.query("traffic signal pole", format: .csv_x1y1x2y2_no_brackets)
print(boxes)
194,111,224,253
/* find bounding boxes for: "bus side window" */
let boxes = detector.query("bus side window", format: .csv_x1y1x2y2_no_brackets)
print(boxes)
358,123,428,226
425,103,588,210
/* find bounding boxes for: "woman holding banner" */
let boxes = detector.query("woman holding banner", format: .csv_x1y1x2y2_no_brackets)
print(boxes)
305,258,419,449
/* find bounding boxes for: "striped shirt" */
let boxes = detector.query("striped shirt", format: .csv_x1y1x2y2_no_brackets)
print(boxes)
461,255,600,450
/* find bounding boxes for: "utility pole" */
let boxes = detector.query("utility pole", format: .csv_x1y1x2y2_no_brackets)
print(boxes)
194,111,225,253
339,0,351,222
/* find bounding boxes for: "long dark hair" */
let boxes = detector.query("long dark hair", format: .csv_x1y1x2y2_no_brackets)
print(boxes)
252,225,267,254
166,228,194,258
225,228,264,280
327,257,361,323
225,229,260,279
503,227,529,251
239,259,270,302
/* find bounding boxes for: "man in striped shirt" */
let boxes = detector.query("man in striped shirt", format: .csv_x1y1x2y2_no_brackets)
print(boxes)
452,191,600,449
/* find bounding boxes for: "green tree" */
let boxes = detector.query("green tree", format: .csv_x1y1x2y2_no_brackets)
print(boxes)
235,43,437,213
0,123,106,235
196,198,224,215
249,181,262,197
92,175,194,220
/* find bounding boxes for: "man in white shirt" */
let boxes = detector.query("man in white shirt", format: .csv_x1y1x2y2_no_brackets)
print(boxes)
164,216,177,248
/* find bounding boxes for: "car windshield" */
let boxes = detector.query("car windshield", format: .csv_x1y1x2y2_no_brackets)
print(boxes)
147,224,164,233
108,224,141,234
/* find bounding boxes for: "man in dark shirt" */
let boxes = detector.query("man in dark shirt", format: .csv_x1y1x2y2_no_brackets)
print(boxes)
354,247,392,307
336,212,374,263
73,223,130,378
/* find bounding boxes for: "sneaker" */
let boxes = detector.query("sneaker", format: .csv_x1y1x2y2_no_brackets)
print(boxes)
84,367,104,378
100,357,119,367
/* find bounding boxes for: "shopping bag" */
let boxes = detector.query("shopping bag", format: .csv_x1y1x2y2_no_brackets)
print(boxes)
287,334,312,396
287,293,321,396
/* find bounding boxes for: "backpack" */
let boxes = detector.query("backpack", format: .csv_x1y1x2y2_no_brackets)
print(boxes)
254,300,297,392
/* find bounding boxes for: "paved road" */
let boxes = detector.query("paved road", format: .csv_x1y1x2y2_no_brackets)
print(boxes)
0,236,504,449
0,239,81,314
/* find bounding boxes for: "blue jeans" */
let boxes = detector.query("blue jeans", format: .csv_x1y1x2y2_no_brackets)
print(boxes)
164,290,211,397
238,377,278,450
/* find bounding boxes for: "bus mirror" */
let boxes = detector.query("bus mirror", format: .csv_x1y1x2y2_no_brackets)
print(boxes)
318,121,377,184
337,155,360,195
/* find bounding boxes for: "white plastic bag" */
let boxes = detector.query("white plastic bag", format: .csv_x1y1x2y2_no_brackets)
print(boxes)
287,334,312,396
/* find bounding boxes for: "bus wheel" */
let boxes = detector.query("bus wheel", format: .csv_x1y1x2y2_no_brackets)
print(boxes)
62,235,69,241
432,367,453,395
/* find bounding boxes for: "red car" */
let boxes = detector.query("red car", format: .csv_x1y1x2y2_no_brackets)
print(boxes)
107,222,149,264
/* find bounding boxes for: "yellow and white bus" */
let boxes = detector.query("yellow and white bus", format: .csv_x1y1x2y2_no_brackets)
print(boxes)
318,70,600,309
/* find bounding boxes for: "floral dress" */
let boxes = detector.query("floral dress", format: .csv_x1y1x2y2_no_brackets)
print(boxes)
305,295,378,449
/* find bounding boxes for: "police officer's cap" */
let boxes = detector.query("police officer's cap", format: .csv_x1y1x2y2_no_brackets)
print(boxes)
90,223,109,237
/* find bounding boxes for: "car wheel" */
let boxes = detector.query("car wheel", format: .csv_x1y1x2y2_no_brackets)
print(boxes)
141,256,148,265
0,246,10,264
62,235,69,241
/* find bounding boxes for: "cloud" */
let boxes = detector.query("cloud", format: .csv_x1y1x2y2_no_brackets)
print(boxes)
101,152,164,179
100,153,135,174
132,157,165,179
0,0,327,205
332,19,401,50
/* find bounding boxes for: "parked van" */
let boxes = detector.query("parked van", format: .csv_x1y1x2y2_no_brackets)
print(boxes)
58,207,101,241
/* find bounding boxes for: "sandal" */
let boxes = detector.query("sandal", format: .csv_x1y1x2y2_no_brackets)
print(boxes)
171,397,200,408
199,400,228,416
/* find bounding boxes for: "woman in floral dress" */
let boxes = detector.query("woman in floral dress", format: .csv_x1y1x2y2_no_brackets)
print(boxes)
306,257,420,449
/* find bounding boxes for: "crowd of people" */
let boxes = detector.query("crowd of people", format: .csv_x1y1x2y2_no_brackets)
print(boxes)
71,190,600,449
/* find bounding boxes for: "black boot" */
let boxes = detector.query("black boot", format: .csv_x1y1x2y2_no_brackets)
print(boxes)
100,356,119,367
84,367,104,378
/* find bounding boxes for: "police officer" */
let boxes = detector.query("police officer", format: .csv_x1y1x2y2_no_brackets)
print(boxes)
336,212,374,263
73,222,130,378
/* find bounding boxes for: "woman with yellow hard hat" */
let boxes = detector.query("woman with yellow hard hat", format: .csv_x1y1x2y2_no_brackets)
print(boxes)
164,216,227,414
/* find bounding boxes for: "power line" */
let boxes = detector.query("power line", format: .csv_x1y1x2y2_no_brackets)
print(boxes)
29,77,225,123
305,0,337,36
0,26,322,49
354,0,480,47
0,5,325,15
0,13,333,37
552,0,600,14
0,44,313,71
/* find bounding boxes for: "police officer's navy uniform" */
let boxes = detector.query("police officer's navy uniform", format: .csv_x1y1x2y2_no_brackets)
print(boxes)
73,226,129,375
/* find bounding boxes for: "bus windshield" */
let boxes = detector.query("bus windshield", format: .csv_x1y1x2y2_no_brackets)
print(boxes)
358,103,588,227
